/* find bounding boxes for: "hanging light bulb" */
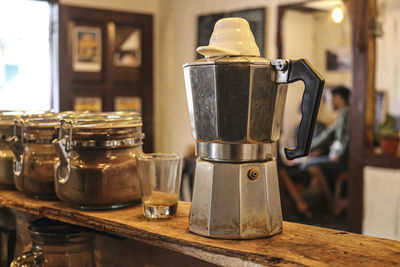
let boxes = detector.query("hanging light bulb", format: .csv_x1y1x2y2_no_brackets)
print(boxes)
331,7,344,23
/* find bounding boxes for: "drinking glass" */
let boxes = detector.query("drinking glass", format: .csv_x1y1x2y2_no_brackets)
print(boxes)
137,153,183,219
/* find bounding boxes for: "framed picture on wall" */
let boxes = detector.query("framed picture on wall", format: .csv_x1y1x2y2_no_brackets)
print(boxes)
74,96,102,111
109,23,142,85
326,47,352,71
113,28,142,68
114,96,142,112
72,26,102,72
197,8,266,59
197,13,224,59
231,8,266,57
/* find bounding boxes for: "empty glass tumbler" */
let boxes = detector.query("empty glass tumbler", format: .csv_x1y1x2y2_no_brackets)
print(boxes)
137,153,183,219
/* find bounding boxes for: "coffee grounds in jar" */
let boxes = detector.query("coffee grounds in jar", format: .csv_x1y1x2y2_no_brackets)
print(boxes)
15,144,59,199
0,149,15,189
55,146,141,209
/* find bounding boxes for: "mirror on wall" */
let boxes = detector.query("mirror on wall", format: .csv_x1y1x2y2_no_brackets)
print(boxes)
277,0,352,230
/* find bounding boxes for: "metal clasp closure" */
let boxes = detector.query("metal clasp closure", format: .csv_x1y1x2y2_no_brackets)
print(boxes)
8,119,24,159
7,119,25,176
53,120,73,184
58,119,73,152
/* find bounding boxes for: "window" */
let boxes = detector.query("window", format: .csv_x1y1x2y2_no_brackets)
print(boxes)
0,0,52,110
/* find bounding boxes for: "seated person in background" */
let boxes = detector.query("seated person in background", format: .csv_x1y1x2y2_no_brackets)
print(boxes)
300,86,351,210
278,120,328,217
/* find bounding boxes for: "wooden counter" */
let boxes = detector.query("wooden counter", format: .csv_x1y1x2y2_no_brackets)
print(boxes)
0,190,399,266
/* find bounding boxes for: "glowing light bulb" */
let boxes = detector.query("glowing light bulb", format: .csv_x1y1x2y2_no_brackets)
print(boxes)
331,7,344,23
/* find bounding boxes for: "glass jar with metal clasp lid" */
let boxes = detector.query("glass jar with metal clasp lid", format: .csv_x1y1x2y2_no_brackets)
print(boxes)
0,111,24,189
7,111,60,199
10,218,96,267
53,111,145,210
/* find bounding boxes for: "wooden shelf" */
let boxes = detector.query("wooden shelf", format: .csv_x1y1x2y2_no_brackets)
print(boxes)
1,190,400,266
364,153,400,169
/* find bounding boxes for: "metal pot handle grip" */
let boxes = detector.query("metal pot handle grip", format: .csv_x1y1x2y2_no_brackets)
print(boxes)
284,59,325,160
10,247,44,267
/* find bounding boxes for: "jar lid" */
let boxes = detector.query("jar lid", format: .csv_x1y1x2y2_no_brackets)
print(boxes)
0,110,24,126
0,111,25,140
56,110,91,118
62,111,142,129
19,111,91,128
3,111,91,144
60,111,144,148
29,218,94,243
21,111,59,128
29,217,83,235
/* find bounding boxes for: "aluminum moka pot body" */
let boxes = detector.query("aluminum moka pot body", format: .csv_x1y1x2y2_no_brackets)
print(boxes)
184,56,287,146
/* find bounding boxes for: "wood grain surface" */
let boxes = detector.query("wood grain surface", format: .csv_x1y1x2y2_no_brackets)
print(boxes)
0,190,399,266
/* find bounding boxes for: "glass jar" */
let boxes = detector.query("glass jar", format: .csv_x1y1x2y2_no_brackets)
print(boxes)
0,208,16,266
54,112,144,210
10,218,96,267
0,111,23,189
8,112,60,199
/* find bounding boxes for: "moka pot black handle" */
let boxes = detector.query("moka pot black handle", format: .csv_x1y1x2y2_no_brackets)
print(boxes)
284,59,325,160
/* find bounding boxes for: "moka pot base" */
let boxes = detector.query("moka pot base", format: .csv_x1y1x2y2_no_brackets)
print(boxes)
189,143,283,239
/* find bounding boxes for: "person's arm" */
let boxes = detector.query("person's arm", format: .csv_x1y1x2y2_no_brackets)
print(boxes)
331,107,350,159
310,124,335,152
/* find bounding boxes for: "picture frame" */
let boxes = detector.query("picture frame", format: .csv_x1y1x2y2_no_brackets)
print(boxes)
72,26,102,72
73,96,102,112
113,28,142,68
326,47,352,72
109,24,142,85
114,96,142,112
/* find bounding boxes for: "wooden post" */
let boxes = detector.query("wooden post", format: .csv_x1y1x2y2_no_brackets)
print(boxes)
347,0,376,233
